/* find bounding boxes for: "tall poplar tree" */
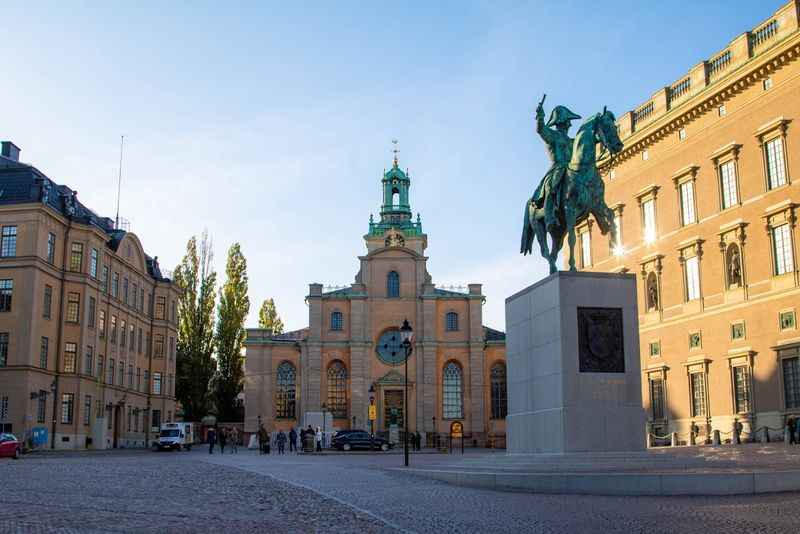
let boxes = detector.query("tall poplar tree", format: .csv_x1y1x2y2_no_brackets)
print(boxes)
212,243,250,421
174,232,217,421
257,298,284,334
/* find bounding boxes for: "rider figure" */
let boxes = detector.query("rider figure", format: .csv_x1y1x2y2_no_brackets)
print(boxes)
532,97,581,231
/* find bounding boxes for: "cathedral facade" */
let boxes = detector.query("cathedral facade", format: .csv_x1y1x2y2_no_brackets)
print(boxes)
244,157,507,446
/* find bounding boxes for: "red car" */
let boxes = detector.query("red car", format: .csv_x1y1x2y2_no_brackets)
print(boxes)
0,433,21,459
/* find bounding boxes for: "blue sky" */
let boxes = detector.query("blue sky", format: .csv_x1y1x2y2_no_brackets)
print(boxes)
2,0,784,330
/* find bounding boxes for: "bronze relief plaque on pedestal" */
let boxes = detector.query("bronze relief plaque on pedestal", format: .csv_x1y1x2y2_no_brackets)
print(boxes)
577,307,625,373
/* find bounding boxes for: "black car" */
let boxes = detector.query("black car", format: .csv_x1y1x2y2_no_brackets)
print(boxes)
332,431,392,452
331,429,367,440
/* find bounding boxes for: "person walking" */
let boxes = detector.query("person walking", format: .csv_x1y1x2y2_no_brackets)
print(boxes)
231,427,239,454
258,424,268,455
289,427,298,454
276,429,287,455
208,427,217,455
415,431,422,451
315,426,323,452
789,417,798,445
218,427,227,454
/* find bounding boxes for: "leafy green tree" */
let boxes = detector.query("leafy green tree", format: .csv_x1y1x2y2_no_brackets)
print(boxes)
174,232,217,421
258,298,284,334
212,243,250,421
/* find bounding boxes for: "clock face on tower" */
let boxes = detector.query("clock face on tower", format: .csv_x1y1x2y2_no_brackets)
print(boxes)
376,329,407,366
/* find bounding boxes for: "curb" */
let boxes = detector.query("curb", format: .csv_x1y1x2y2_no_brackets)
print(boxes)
396,468,800,496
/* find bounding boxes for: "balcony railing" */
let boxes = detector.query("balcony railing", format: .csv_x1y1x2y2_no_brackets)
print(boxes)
707,50,731,81
669,77,692,103
751,19,779,50
633,101,654,128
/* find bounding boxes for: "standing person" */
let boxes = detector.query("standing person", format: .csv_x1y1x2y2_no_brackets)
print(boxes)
415,431,422,451
289,427,298,454
218,427,227,454
258,424,268,455
231,427,239,454
315,426,323,452
276,430,287,455
207,427,217,455
789,417,798,445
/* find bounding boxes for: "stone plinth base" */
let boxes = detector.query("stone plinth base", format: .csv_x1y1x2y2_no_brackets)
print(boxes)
505,271,645,453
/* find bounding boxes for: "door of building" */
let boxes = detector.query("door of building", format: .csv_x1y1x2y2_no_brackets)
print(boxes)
383,390,404,430
112,406,120,448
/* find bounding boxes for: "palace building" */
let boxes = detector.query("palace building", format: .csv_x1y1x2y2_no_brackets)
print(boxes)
580,0,800,441
0,142,179,449
244,156,507,446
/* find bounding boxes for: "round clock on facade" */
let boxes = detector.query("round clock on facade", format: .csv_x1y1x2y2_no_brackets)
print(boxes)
376,329,407,366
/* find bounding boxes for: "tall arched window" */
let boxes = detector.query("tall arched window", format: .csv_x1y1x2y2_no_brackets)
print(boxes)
446,312,459,331
490,363,507,419
443,362,463,419
330,311,343,331
275,362,296,419
387,271,400,298
326,360,347,419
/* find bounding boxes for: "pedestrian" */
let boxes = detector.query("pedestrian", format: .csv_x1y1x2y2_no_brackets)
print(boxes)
306,425,315,452
789,417,798,445
277,429,287,455
208,427,216,455
231,427,239,454
289,427,298,453
315,426,323,452
218,427,227,454
258,424,268,455
415,431,422,451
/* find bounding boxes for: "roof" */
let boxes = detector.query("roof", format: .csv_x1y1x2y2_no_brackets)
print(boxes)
322,287,354,297
270,328,309,342
484,326,506,343
433,287,468,297
0,154,170,282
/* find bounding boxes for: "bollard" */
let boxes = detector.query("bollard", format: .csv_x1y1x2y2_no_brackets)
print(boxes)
712,430,721,446
671,432,678,447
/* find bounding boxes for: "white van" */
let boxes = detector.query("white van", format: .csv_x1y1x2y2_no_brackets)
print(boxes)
156,422,194,451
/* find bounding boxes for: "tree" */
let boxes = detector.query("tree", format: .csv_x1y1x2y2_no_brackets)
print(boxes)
258,298,284,334
212,243,250,422
174,232,217,422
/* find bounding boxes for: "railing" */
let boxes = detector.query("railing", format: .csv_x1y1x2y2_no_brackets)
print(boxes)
647,424,791,447
323,284,349,293
633,101,654,127
751,19,779,50
707,50,732,80
437,284,468,293
669,77,692,103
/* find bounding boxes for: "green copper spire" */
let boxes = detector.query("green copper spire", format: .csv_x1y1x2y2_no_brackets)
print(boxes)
368,141,423,237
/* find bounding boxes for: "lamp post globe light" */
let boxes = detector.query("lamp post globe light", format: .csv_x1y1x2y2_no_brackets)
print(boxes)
400,318,413,467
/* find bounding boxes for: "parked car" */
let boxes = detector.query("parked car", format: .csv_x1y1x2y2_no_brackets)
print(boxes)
332,431,392,452
331,429,367,440
0,433,21,459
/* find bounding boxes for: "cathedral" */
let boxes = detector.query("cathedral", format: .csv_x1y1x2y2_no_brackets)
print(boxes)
244,155,507,446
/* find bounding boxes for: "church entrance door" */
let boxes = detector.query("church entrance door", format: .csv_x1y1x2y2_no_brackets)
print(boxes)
383,390,404,430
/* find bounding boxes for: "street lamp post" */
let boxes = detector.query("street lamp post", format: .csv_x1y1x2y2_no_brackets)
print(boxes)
400,319,413,467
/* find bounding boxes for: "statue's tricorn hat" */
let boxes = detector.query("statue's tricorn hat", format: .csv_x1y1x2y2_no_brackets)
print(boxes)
547,105,581,127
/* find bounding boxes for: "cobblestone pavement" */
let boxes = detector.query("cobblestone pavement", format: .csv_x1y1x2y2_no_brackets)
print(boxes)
0,450,388,534
203,448,800,533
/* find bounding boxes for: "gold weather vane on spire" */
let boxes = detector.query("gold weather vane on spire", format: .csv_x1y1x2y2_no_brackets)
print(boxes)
392,139,399,168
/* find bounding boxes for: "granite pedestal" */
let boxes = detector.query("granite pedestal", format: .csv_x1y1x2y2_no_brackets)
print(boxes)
505,271,645,453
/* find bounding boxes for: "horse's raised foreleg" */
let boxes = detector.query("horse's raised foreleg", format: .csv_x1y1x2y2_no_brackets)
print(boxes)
566,208,578,271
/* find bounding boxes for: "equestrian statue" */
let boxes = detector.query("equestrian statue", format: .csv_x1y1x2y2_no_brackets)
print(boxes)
521,95,624,273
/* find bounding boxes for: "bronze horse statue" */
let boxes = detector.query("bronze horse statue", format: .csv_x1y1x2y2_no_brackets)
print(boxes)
521,107,624,273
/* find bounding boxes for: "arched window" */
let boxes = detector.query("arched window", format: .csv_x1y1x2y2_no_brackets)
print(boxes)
275,362,296,419
330,311,343,331
392,187,400,208
446,312,459,331
326,360,347,419
443,362,463,419
490,363,507,419
387,271,400,298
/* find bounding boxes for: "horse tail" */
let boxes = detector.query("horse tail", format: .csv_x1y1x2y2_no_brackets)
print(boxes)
521,200,535,255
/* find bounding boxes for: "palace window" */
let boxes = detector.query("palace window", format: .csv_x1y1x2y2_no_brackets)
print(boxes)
66,292,80,323
43,285,52,319
782,347,800,410
649,377,665,420
490,363,507,419
123,278,129,305
771,224,794,275
580,230,591,267
69,242,83,272
61,393,74,424
1,226,17,257
689,372,707,417
63,342,77,373
98,310,105,338
678,128,687,141
0,280,12,312
37,391,46,423
326,361,347,419
276,362,297,419
330,311,343,331
732,365,752,414
129,324,135,351
108,358,115,385
110,316,117,343
0,333,8,367
101,266,109,293
679,181,696,225
85,346,93,377
684,256,701,302
154,334,164,358
84,396,92,426
153,372,162,395
765,137,787,189
719,160,738,209
112,272,119,298
47,233,56,264
120,320,127,348
642,199,656,243
446,312,459,332
387,271,400,298
40,337,48,369
88,297,96,327
442,362,463,419
763,77,773,90
90,248,98,278
155,296,166,319
97,356,104,383
152,409,161,430
118,361,124,386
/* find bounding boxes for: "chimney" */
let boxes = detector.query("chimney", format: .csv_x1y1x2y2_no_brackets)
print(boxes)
1,141,20,162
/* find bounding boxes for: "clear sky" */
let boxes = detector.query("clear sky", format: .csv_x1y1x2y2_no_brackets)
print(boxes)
2,0,785,331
